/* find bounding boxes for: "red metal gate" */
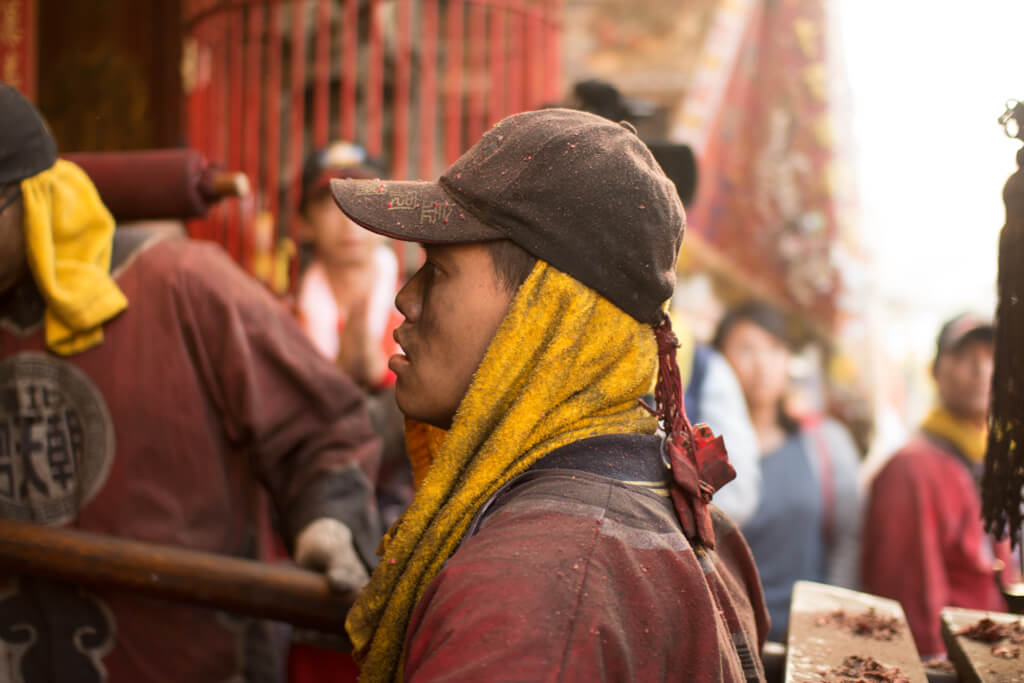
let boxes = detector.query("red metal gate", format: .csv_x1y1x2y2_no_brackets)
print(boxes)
181,0,562,290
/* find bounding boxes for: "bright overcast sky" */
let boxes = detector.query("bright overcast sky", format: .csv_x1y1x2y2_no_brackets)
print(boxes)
837,0,1024,359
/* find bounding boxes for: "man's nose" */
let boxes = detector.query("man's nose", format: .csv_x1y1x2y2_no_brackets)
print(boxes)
395,271,422,321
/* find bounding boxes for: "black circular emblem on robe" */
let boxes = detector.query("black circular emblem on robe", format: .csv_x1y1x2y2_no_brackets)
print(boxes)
0,352,114,525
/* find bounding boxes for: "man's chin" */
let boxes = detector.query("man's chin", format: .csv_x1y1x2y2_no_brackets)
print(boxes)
395,392,454,431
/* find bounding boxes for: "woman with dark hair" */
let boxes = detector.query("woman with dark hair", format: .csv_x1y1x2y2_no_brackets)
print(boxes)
714,301,862,642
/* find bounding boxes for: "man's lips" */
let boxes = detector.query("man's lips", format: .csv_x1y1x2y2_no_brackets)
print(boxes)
390,328,411,371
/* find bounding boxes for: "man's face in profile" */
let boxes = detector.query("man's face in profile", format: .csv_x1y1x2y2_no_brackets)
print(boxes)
389,243,514,429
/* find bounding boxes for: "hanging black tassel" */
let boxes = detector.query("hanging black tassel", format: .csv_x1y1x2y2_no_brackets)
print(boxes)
982,100,1024,550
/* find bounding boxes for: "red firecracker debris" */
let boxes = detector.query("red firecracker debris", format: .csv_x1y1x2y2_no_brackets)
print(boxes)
818,655,910,682
813,609,904,641
955,617,1024,659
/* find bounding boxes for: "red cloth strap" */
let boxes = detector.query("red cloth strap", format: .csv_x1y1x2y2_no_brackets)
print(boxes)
647,314,736,549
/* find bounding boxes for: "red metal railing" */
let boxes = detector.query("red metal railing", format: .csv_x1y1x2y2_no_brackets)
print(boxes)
182,0,562,288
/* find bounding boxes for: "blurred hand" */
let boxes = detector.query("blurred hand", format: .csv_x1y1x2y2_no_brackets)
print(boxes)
294,517,369,592
337,295,387,390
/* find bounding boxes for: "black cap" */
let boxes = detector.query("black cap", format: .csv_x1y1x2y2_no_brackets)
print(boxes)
0,82,57,186
329,108,685,325
712,301,790,351
300,141,381,209
937,313,994,356
570,79,698,206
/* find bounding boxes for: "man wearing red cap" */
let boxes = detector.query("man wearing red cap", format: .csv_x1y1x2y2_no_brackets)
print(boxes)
862,313,1011,658
330,108,769,681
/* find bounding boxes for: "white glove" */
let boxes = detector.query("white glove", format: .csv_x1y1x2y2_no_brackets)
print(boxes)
294,517,370,592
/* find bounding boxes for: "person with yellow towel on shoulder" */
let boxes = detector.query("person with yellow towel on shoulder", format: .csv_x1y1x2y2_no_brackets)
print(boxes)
330,108,770,682
862,313,1014,659
0,82,382,683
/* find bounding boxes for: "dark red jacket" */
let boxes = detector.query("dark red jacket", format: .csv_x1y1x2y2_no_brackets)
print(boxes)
862,433,1007,657
404,434,770,682
0,231,380,683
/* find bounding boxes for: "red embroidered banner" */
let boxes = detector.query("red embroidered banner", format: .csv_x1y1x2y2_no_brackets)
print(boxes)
0,0,35,100
687,0,846,330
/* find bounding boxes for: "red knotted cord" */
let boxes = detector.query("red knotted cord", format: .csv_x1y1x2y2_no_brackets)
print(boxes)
644,313,736,548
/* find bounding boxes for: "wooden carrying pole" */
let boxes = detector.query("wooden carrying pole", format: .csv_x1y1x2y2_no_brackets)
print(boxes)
0,518,354,633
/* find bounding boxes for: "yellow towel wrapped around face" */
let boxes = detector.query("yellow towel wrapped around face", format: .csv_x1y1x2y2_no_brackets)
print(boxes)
20,159,127,355
347,260,660,682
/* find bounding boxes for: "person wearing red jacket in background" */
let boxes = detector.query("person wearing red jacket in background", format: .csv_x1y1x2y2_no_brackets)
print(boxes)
862,314,1014,659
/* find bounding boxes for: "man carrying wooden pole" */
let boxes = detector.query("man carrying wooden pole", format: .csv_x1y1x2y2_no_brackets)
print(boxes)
0,81,381,683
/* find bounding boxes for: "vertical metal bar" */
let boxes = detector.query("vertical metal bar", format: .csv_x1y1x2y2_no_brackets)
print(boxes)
506,0,522,115
393,0,413,178
544,0,562,103
444,0,464,164
419,0,439,178
209,12,228,245
487,0,506,125
466,0,486,142
366,0,383,158
228,8,245,261
314,0,330,146
242,4,264,271
186,34,207,239
526,6,543,110
290,0,309,289
340,0,358,142
266,3,283,230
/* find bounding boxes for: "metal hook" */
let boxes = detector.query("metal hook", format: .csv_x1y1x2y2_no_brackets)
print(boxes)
998,99,1024,140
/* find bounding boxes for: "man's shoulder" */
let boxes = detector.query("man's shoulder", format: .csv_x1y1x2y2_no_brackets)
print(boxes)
875,434,968,489
117,233,235,276
116,233,263,300
888,433,958,466
442,471,689,592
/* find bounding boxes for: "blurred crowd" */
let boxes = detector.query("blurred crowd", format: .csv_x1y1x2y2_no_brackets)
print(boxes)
295,136,1018,661
288,80,1021,664
0,71,1019,683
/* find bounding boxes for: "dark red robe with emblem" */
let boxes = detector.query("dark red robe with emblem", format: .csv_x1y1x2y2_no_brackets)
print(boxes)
0,231,380,683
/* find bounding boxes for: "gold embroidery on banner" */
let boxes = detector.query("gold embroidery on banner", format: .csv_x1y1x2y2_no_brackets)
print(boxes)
0,2,23,47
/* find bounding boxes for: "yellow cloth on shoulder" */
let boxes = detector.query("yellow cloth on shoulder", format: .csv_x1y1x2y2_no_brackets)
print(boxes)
21,159,127,355
347,261,660,682
921,405,988,464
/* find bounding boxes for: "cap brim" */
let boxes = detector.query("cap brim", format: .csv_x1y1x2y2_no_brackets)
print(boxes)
945,324,994,352
304,168,378,206
329,178,504,244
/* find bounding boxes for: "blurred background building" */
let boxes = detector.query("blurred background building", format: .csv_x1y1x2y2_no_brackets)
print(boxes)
2,0,1021,459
